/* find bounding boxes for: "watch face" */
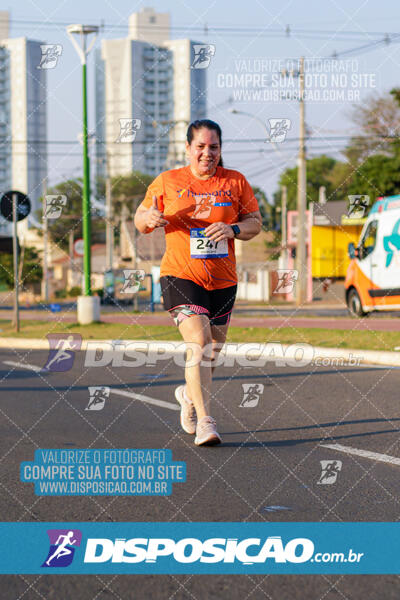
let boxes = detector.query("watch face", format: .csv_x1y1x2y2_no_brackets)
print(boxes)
232,225,240,235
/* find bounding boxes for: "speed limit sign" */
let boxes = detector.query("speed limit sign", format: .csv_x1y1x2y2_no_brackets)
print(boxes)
73,238,84,257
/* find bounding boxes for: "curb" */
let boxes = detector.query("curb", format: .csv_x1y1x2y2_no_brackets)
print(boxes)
0,338,399,367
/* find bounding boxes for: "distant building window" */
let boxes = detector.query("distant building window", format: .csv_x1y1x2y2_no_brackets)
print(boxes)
149,16,156,23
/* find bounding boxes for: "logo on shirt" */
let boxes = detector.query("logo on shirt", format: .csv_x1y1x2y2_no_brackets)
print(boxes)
176,189,232,218
192,194,215,218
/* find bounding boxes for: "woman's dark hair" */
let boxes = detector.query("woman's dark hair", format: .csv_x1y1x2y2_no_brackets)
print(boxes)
186,119,223,167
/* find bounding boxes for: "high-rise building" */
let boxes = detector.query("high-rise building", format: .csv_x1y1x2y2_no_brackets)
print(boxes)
95,38,172,178
95,7,207,179
0,12,47,236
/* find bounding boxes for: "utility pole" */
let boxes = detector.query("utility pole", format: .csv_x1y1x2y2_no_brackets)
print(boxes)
69,229,75,288
281,185,288,269
105,172,113,270
296,56,307,306
12,193,19,332
42,178,49,303
132,198,139,311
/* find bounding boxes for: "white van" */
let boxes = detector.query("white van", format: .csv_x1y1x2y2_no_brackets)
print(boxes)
345,195,400,316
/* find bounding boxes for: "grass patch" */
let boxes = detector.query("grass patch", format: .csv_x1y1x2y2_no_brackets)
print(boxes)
0,319,399,351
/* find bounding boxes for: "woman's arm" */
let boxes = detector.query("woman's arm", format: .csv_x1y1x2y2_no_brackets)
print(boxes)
204,211,262,242
235,211,262,240
134,195,169,234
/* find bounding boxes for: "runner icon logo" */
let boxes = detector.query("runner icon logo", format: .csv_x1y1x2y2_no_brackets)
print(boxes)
268,119,291,143
37,44,62,69
43,334,82,372
121,269,146,294
42,529,82,567
347,195,370,219
86,386,110,411
273,270,298,294
191,44,216,69
191,194,215,219
240,383,264,408
44,195,67,220
116,119,141,143
317,460,342,485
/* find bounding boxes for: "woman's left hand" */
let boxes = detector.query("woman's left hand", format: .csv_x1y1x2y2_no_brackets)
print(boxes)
204,222,234,242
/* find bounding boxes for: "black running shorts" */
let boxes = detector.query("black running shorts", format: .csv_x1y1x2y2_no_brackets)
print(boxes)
160,276,237,327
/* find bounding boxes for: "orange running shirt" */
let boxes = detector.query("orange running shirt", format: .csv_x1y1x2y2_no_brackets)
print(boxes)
139,166,259,290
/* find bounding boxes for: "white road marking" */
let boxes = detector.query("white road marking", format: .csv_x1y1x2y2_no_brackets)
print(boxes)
111,388,179,411
3,360,42,373
2,360,179,411
358,364,400,370
321,443,400,466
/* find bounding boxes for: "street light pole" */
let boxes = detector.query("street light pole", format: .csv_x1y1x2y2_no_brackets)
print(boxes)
67,24,99,324
281,185,288,269
42,178,49,303
296,56,307,307
82,50,91,296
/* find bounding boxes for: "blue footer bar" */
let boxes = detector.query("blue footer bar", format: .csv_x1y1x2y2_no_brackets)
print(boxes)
0,522,398,574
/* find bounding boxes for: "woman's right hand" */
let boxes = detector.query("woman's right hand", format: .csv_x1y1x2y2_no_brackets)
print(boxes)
146,195,169,229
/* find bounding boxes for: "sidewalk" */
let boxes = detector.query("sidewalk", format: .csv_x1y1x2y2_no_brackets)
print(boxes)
3,307,400,331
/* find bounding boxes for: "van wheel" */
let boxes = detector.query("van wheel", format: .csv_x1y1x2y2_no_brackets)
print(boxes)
347,288,366,317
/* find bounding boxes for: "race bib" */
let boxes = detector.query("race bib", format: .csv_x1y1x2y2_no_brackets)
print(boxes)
190,228,228,259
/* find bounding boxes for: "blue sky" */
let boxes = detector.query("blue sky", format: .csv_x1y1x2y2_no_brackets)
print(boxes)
7,0,400,199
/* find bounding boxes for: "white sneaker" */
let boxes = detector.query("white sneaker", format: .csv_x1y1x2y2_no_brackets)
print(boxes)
194,416,221,446
175,385,197,434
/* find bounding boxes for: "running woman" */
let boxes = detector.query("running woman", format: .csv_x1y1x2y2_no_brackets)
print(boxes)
134,120,261,446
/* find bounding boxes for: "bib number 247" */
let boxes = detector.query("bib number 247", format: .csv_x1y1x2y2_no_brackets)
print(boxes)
190,228,228,259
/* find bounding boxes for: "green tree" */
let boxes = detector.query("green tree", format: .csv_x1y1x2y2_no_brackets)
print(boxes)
347,151,400,200
0,247,42,289
96,171,154,218
278,155,339,209
251,185,271,228
38,178,105,251
344,92,400,165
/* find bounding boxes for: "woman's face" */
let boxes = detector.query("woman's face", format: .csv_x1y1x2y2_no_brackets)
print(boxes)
186,127,221,178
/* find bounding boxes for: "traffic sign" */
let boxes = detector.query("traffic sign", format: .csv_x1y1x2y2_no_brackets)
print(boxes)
0,191,31,222
74,238,84,257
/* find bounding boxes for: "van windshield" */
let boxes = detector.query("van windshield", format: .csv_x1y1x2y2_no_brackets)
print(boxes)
358,220,378,260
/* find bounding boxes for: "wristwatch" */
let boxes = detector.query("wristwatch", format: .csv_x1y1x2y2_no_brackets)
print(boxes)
231,224,241,237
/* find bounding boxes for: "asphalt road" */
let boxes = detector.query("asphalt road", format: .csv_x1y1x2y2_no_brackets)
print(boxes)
1,348,400,598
